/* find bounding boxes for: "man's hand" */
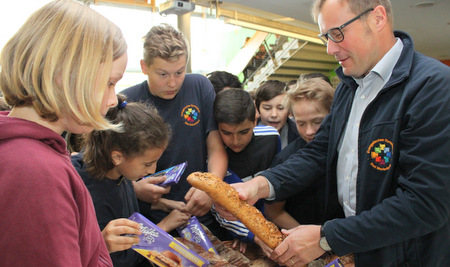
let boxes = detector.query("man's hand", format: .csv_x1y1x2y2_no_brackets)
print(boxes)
134,176,170,204
233,179,262,205
102,219,142,253
183,188,213,216
270,225,324,266
214,176,270,221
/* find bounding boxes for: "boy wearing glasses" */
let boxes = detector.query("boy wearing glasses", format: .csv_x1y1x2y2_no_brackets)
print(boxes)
214,0,450,266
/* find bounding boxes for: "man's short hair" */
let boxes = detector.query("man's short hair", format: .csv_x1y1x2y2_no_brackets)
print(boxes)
312,0,393,27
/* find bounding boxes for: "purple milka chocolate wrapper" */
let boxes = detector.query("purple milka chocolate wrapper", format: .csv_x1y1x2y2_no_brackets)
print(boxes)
143,161,188,188
177,216,218,255
128,212,208,267
324,258,344,267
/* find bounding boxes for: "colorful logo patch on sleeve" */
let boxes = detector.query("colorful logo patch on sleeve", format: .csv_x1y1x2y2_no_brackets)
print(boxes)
181,104,200,126
366,138,393,171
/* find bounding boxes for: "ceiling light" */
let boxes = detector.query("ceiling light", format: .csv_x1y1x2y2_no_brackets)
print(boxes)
273,17,295,22
413,1,435,8
225,19,323,45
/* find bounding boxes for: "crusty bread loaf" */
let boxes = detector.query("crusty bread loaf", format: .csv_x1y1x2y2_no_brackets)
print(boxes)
187,172,284,249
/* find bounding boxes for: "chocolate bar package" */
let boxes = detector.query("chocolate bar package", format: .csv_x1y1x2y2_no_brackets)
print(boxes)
143,161,187,187
177,216,218,254
324,258,344,267
129,212,208,267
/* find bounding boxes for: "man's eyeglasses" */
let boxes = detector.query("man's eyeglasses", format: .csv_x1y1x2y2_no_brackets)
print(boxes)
318,8,374,45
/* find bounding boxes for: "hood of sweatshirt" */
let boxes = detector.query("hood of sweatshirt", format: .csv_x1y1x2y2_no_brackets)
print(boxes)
0,111,68,155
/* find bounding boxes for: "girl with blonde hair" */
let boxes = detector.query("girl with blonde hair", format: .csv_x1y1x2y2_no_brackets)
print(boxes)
0,1,138,266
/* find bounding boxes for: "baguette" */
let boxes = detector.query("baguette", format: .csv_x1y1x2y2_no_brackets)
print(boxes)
186,172,284,249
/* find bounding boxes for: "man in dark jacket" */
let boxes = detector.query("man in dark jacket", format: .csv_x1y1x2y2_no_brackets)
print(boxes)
214,0,450,266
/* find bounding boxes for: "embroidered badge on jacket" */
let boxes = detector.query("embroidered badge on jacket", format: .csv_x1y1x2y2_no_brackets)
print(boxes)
367,138,393,171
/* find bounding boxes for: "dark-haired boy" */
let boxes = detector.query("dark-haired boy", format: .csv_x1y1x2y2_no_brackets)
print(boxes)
212,88,280,249
207,71,242,94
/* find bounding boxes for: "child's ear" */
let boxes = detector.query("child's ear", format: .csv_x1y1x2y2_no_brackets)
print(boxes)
140,59,148,75
253,117,258,127
111,151,123,166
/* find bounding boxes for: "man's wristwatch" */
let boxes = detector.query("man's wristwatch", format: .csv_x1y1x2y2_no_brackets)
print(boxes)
319,225,332,252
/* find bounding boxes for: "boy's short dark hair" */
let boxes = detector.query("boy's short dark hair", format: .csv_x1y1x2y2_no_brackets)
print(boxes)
207,71,242,94
214,89,255,125
254,80,286,112
299,72,332,86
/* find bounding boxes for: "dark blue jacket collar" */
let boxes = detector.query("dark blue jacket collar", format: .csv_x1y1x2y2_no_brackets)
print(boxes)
336,31,413,91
